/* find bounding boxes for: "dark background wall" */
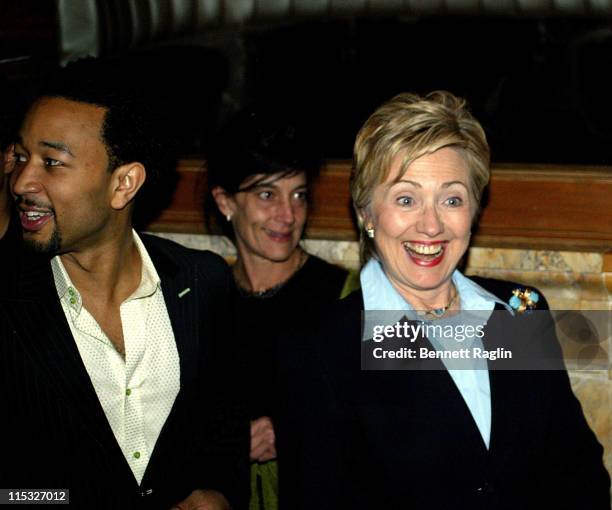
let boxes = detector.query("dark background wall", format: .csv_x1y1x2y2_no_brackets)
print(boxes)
2,1,612,166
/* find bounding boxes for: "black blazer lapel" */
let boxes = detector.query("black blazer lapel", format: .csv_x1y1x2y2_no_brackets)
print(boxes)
140,238,203,484
482,303,522,459
144,238,201,399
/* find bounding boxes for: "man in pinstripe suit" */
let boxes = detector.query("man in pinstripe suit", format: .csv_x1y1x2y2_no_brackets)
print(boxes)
0,60,248,509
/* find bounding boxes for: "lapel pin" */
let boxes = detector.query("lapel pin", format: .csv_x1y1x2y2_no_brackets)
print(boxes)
178,288,191,298
508,287,539,314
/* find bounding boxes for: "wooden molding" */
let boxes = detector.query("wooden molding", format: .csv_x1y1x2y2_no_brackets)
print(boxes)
147,159,612,252
603,252,612,273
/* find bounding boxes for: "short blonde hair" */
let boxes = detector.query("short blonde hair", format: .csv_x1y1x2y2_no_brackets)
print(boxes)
351,90,491,262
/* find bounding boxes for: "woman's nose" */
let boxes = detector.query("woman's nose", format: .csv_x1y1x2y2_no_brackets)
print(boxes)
275,198,296,225
415,204,444,237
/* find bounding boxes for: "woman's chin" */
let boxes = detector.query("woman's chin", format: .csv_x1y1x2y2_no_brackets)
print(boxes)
258,246,299,264
392,265,454,293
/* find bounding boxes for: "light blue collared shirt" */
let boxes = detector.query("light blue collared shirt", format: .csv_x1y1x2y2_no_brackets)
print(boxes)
360,259,513,449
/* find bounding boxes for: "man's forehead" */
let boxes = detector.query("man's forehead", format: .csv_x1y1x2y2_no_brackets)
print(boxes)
17,98,109,164
21,97,106,142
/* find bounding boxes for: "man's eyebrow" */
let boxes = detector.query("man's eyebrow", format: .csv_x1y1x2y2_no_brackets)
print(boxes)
40,140,74,157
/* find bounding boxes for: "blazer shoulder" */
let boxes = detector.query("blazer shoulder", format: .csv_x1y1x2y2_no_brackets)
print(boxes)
140,233,230,281
468,275,550,309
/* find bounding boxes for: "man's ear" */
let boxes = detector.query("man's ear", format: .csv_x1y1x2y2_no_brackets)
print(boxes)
211,186,235,219
110,163,146,210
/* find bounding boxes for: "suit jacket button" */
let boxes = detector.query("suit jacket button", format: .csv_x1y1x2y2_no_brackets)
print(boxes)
139,488,153,497
476,483,494,494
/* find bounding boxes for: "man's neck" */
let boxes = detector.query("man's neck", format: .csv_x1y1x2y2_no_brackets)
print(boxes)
60,226,142,306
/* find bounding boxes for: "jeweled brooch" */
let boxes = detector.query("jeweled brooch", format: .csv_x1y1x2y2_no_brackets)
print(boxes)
508,287,539,313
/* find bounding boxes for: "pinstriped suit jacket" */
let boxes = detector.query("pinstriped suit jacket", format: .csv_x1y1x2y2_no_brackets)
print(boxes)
0,234,249,509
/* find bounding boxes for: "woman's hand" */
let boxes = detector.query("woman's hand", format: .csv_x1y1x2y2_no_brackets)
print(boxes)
250,416,276,462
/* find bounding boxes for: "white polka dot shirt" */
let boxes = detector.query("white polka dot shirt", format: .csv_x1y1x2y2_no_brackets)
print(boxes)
50,231,180,485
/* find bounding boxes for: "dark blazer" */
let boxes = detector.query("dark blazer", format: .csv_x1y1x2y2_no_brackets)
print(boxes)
278,277,610,510
0,234,249,509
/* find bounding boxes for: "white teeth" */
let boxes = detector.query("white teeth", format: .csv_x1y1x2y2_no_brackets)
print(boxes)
24,211,50,219
403,242,443,255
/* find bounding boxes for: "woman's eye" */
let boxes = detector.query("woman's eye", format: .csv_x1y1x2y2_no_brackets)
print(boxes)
445,196,463,207
293,191,308,201
44,158,62,167
258,190,273,200
397,196,413,206
13,153,27,164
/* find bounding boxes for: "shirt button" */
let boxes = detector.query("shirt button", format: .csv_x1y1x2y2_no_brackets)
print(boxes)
476,482,494,494
126,389,132,396
133,451,140,459
69,297,77,305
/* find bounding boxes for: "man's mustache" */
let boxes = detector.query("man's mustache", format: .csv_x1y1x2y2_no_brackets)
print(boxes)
14,196,55,213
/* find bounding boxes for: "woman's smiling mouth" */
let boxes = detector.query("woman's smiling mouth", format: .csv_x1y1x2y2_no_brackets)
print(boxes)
264,228,293,243
403,241,447,267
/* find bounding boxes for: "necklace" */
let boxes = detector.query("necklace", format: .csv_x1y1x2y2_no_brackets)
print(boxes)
235,251,308,299
238,278,287,299
416,286,460,320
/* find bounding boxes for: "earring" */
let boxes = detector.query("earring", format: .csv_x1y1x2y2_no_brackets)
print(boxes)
366,227,375,239
226,214,232,222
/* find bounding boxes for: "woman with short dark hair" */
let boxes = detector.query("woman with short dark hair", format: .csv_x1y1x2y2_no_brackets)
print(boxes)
207,108,351,510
